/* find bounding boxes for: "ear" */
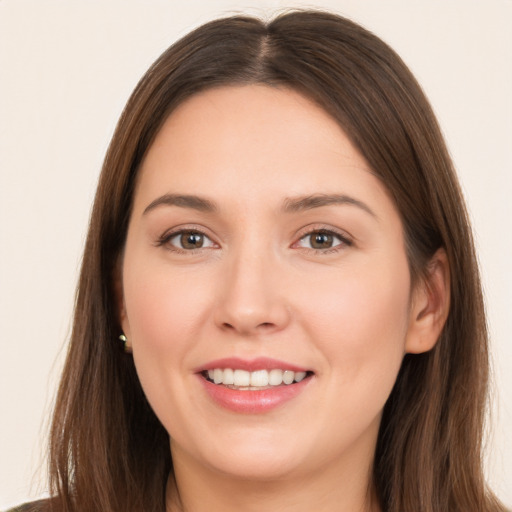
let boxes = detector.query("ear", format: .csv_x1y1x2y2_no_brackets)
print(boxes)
405,248,451,354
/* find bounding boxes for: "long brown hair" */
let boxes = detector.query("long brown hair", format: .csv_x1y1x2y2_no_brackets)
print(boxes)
47,10,507,512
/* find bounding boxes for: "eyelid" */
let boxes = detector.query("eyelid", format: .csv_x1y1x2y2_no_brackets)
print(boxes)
155,223,352,253
292,225,353,251
156,225,219,252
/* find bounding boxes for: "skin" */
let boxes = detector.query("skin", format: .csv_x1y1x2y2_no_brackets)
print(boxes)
119,85,450,512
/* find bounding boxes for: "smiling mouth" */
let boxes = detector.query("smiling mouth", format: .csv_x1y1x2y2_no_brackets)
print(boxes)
202,368,314,390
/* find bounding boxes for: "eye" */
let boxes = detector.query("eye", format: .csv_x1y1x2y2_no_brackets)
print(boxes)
162,230,216,251
296,229,351,251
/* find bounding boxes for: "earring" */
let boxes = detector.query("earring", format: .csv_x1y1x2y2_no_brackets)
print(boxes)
119,333,132,353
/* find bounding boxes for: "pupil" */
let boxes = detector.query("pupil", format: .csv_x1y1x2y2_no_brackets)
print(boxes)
181,232,203,249
312,233,332,248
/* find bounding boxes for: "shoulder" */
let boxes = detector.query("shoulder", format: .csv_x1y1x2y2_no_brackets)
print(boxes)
4,499,52,512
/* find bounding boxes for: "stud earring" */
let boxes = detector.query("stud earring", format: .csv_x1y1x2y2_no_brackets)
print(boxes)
119,333,132,353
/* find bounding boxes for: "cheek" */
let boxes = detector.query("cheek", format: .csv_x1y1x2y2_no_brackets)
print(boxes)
121,257,216,429
294,257,411,456
298,254,411,382
123,259,212,354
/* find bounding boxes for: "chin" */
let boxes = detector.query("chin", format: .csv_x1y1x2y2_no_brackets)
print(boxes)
172,429,312,482
207,451,306,482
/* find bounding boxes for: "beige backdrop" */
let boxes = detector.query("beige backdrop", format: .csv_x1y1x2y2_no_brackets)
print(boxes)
1,0,511,508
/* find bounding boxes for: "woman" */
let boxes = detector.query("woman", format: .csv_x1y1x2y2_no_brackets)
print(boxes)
9,9,508,512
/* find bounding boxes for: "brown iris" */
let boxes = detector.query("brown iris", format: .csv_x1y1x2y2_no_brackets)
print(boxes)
309,232,334,249
180,232,204,249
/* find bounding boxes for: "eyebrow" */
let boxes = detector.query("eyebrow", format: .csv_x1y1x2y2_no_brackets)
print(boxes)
283,194,377,218
143,192,376,218
143,194,218,215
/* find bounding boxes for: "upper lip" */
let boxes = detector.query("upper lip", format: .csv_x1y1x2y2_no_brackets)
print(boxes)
195,357,311,373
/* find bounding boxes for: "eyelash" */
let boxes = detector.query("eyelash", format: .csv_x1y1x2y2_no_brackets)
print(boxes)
295,227,353,254
156,226,215,254
156,226,353,255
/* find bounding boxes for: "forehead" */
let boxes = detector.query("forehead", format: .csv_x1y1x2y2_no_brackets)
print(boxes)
134,85,395,218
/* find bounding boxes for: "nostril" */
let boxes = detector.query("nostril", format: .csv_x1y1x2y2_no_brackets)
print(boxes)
221,321,275,332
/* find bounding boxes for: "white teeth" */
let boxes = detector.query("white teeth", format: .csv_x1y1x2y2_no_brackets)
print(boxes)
250,370,269,387
223,368,234,385
268,369,283,386
213,368,223,384
294,371,307,382
282,370,294,385
205,368,309,387
233,369,250,387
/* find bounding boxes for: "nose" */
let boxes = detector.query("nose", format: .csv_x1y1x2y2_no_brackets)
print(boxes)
213,248,291,336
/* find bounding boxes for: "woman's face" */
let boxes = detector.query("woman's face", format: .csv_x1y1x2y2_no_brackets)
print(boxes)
120,85,423,481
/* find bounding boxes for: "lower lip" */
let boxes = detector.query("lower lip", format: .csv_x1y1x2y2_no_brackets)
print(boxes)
198,375,312,413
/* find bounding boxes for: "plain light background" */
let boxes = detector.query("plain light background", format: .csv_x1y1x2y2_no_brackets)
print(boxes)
1,0,511,508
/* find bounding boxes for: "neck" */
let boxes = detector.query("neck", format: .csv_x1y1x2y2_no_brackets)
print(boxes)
166,445,381,512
